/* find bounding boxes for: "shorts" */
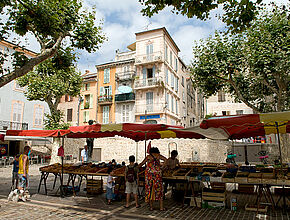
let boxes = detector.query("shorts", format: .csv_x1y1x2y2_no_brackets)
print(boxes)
106,186,113,200
18,174,28,189
125,181,138,194
12,172,18,182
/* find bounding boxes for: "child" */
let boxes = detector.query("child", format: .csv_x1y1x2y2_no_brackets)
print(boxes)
124,155,140,208
106,167,114,205
11,155,19,190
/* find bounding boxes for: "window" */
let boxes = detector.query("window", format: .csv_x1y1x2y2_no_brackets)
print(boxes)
122,104,130,122
123,65,129,72
11,101,24,123
182,92,185,102
171,95,174,113
83,111,90,122
171,73,174,89
146,44,153,55
165,45,168,61
170,51,172,66
176,77,179,92
146,92,153,112
103,106,110,124
33,105,44,127
236,110,243,115
175,99,178,115
175,58,178,72
222,111,230,116
218,91,226,102
84,94,90,109
65,95,73,102
181,76,184,87
165,92,169,109
165,68,168,85
83,83,90,91
104,68,110,84
67,109,73,122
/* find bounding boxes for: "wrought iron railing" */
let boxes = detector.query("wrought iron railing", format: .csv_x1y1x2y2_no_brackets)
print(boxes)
0,120,28,130
115,93,135,102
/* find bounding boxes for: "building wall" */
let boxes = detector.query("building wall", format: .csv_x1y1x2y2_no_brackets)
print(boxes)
206,93,253,116
0,41,49,131
58,96,79,126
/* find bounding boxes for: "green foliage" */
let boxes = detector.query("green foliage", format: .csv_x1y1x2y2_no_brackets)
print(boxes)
191,5,289,113
139,0,267,32
44,110,70,130
17,47,82,129
0,0,105,86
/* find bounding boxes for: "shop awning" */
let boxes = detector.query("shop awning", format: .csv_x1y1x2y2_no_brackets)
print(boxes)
199,111,290,140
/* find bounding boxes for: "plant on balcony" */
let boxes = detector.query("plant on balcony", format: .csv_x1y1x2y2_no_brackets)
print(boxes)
84,102,90,109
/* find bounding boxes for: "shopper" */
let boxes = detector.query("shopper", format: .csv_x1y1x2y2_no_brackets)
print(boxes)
11,154,19,190
124,155,140,208
106,167,114,205
164,150,180,197
18,146,30,202
139,147,167,211
81,145,88,163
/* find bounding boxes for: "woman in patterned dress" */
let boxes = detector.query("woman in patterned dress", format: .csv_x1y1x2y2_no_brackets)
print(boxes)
139,147,167,211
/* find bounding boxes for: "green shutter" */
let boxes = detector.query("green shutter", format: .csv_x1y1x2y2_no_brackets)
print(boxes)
109,86,112,95
83,111,86,122
89,94,93,108
107,68,110,83
100,87,104,95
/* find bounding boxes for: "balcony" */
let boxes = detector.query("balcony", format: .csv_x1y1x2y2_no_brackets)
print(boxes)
135,103,164,115
115,71,135,81
0,120,28,130
115,92,135,103
134,77,164,89
98,95,113,105
135,51,163,65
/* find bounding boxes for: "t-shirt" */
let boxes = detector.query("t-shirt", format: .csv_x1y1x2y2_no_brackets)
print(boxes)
81,149,88,162
125,164,139,182
167,157,179,170
107,175,113,188
13,160,19,173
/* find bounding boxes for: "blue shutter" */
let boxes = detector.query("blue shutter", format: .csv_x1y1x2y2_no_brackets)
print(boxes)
107,68,110,83
176,77,179,92
100,87,104,95
143,67,147,86
152,65,155,78
109,86,112,95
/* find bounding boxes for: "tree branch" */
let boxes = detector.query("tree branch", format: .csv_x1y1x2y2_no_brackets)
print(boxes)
0,34,64,87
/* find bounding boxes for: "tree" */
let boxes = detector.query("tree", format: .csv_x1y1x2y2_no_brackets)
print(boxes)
139,0,266,32
190,5,289,161
190,5,289,113
0,0,105,87
17,47,83,129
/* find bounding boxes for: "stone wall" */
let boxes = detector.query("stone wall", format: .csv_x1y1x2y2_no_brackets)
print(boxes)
60,136,232,164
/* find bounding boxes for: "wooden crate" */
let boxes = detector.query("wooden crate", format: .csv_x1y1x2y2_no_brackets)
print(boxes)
262,173,277,184
245,204,268,212
235,172,249,184
87,179,103,195
248,173,262,184
211,182,226,191
222,172,235,183
202,190,226,202
238,184,255,194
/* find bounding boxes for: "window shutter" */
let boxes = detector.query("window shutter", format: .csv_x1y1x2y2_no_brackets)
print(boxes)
107,68,110,83
165,68,168,85
176,77,179,92
83,111,86,122
171,73,174,88
176,99,178,115
152,65,155,78
109,86,112,95
142,67,147,79
80,98,84,109
87,83,90,90
89,94,93,108
100,87,104,96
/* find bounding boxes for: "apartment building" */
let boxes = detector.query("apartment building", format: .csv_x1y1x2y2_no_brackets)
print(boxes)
205,91,253,116
0,40,50,156
58,27,204,127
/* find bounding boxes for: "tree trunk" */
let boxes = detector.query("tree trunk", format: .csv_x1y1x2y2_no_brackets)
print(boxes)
50,137,61,164
280,133,290,163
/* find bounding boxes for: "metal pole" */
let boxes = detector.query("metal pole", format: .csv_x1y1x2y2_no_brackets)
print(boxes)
275,122,283,165
145,132,147,158
136,142,138,163
60,136,65,197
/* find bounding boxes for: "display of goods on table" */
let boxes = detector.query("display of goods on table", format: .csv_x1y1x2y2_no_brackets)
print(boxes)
113,166,126,176
162,169,175,178
248,172,262,183
210,171,223,182
173,168,192,180
262,173,276,184
222,172,236,183
235,172,249,184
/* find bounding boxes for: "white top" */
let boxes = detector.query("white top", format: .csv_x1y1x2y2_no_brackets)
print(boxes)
107,175,113,188
81,149,88,162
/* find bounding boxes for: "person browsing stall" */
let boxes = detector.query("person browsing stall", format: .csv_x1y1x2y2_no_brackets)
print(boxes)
11,154,19,190
81,145,88,163
106,167,114,205
124,155,140,208
18,146,30,192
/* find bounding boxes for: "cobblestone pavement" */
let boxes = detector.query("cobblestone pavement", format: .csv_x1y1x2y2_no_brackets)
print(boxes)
0,164,289,220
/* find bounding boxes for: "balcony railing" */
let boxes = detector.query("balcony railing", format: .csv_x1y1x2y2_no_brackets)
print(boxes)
115,92,135,102
134,77,163,88
135,103,164,114
116,71,135,81
0,120,28,130
135,51,163,65
98,95,113,104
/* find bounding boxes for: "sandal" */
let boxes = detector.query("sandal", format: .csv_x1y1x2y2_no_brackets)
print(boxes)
136,204,141,208
160,208,167,211
124,205,129,208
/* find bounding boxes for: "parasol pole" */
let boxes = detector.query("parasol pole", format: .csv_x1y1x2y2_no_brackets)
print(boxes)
145,132,147,158
275,122,283,165
60,136,65,198
136,142,138,163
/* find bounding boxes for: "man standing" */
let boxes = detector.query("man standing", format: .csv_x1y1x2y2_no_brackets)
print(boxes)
81,145,88,163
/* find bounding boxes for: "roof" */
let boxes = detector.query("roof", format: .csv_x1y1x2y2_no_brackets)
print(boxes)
0,39,38,57
136,27,180,52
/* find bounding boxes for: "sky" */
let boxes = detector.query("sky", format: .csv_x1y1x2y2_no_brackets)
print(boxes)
3,0,288,74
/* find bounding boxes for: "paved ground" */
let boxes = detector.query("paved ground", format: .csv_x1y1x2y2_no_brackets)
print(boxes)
0,164,289,219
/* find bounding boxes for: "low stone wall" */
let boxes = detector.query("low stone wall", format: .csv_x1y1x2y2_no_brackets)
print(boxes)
61,136,231,164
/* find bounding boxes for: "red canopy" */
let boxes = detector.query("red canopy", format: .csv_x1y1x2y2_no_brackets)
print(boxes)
6,123,205,142
200,111,290,140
